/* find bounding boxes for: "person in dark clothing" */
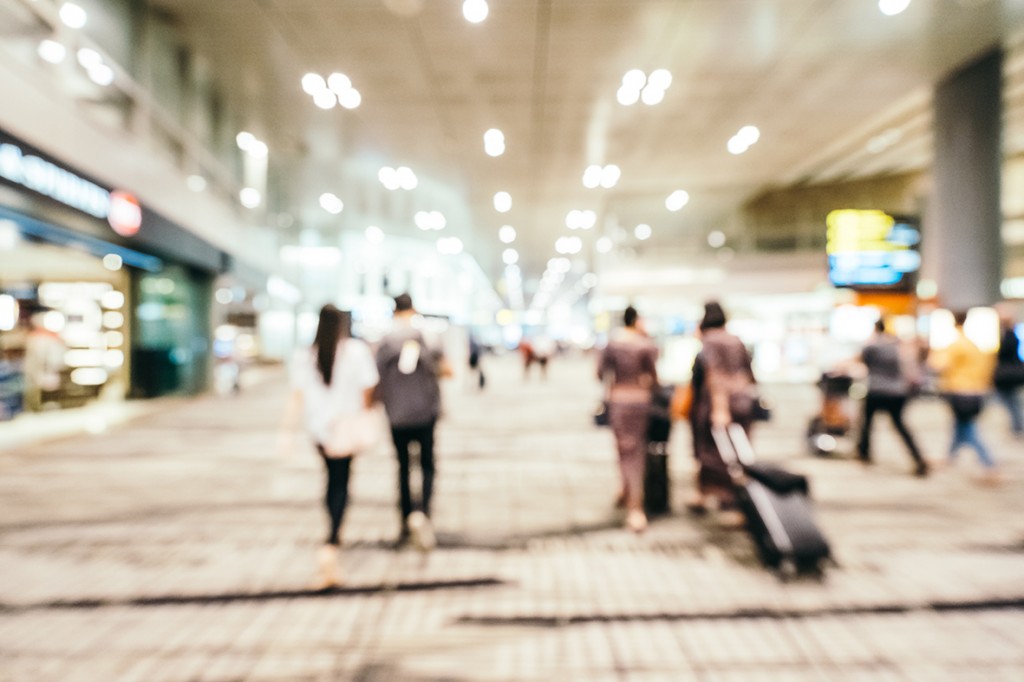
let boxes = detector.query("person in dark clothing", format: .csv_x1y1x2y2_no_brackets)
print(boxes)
856,318,929,477
375,293,452,551
687,301,756,527
993,310,1024,437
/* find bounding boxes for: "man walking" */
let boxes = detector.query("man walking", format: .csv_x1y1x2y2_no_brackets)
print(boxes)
375,293,450,550
857,318,929,477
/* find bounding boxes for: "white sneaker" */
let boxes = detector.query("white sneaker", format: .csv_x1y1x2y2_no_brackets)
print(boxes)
407,511,436,552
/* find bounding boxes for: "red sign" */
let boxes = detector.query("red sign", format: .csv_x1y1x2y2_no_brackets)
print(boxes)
107,190,142,237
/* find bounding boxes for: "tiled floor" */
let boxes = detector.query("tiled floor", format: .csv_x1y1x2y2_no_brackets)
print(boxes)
0,353,1022,680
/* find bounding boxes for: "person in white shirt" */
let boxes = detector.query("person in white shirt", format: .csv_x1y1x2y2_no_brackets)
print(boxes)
280,305,378,587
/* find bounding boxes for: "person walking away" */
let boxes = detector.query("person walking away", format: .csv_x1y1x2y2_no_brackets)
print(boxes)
532,334,556,380
468,334,486,390
687,301,757,527
598,305,658,533
375,293,452,550
993,308,1024,438
857,318,929,477
279,305,379,587
519,338,535,380
929,310,1000,484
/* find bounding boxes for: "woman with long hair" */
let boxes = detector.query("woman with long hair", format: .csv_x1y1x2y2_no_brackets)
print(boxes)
598,305,659,533
280,305,379,587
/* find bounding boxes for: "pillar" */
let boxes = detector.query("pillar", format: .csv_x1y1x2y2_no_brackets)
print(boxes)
929,49,1003,310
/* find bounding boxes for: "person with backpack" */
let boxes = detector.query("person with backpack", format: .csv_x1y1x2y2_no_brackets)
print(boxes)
375,293,452,550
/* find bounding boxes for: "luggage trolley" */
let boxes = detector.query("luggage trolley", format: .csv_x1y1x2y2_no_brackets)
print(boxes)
806,371,854,456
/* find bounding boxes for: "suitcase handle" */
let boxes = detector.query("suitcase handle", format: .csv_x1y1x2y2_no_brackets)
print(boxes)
710,426,747,483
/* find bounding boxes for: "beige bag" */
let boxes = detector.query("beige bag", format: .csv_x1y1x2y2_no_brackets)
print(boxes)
324,409,380,458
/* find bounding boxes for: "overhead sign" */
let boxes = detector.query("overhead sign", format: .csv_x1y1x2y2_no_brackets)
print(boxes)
0,141,141,238
826,209,921,291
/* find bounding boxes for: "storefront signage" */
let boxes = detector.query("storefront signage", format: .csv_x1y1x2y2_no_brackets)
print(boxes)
826,209,921,291
0,142,141,237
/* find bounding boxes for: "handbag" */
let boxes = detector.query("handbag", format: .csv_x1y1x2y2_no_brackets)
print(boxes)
324,408,380,458
670,383,693,420
594,400,610,427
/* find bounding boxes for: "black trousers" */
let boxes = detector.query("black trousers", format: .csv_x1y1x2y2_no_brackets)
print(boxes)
317,446,352,546
391,420,437,521
857,393,924,465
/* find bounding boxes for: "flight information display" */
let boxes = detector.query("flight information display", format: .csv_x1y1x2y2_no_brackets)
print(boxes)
825,209,921,291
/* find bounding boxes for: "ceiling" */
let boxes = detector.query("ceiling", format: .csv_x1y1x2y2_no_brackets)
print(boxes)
7,0,1024,303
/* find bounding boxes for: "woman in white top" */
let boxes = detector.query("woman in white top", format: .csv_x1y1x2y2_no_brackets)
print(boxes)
281,305,378,587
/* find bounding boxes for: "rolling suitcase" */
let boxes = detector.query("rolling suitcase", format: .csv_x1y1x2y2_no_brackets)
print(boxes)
644,385,674,515
712,424,831,575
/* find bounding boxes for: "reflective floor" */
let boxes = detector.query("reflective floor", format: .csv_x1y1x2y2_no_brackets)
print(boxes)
1,353,1023,681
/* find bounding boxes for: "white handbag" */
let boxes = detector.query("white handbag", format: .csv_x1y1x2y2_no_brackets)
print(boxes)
324,409,381,458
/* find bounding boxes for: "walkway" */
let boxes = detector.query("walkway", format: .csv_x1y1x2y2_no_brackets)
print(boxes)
0,353,1022,681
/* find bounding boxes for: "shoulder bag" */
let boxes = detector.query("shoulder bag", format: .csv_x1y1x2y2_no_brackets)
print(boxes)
324,408,381,458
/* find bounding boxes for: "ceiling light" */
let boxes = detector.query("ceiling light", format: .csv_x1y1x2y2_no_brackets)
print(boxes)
566,210,582,229
396,166,417,190
622,69,646,90
494,191,512,213
437,237,463,255
239,188,262,209
327,72,352,95
617,85,641,106
236,131,255,150
484,128,505,157
102,253,123,271
248,140,268,158
583,165,602,188
641,86,665,106
727,125,760,155
301,73,327,95
313,89,337,109
634,223,652,240
379,167,400,190
59,2,87,29
338,88,361,109
708,230,726,248
666,190,689,211
579,210,596,229
415,210,446,230
463,0,489,23
878,0,911,16
319,192,344,214
365,225,385,243
502,248,519,265
76,47,102,69
600,165,621,189
647,69,672,90
499,225,516,243
37,39,66,64
596,237,613,254
87,64,114,86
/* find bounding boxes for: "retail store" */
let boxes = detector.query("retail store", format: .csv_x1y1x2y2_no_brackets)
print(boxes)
0,129,231,418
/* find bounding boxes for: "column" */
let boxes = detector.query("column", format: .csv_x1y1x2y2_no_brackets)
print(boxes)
929,49,1003,310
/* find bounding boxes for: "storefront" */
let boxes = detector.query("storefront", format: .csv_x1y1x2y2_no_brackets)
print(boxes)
0,129,240,415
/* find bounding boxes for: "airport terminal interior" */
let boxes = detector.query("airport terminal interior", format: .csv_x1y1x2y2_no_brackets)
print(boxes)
1,0,1024,679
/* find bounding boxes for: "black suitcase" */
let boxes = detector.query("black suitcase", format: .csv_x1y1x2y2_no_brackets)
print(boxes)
712,424,831,574
644,441,670,515
644,385,674,515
